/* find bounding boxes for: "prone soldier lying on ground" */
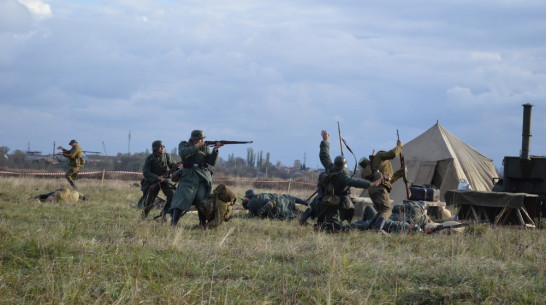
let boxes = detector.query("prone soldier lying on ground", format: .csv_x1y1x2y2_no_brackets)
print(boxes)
33,188,89,203
348,202,428,233
242,189,309,220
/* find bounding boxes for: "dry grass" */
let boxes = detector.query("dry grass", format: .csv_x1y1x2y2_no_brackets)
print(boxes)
0,177,544,304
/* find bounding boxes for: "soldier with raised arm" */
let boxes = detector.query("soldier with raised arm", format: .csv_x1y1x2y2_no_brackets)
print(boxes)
309,130,380,232
365,139,405,233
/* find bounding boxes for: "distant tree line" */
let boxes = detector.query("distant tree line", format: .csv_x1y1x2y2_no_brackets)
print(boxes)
0,146,315,180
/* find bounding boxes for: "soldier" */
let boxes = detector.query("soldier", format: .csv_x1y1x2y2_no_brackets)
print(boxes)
196,184,237,229
364,139,405,232
309,130,380,232
348,203,425,233
242,189,309,220
141,140,180,220
55,139,84,189
170,130,224,226
34,187,89,203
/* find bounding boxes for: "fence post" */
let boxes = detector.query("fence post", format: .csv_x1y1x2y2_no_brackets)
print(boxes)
101,169,105,185
287,178,291,193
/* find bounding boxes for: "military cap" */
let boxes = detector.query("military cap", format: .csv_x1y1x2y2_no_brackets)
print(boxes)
69,139,78,145
190,130,206,140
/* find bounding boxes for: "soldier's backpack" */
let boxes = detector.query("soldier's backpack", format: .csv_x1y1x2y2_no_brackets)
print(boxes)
318,172,340,207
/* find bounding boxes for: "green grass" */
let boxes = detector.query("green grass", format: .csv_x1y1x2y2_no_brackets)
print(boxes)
0,177,544,304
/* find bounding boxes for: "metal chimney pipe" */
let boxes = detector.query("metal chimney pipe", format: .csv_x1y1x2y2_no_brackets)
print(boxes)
521,103,533,160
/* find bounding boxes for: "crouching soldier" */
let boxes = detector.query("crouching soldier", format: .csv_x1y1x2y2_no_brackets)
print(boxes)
194,184,237,229
242,189,309,220
141,140,180,220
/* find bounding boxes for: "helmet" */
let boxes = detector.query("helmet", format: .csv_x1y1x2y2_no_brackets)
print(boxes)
333,155,347,170
69,139,78,145
152,140,164,151
190,130,206,141
245,189,257,198
358,157,370,168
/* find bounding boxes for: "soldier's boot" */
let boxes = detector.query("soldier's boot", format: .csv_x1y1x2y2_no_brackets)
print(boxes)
372,217,386,233
142,204,153,220
160,204,171,222
299,207,313,226
171,208,186,226
69,181,77,190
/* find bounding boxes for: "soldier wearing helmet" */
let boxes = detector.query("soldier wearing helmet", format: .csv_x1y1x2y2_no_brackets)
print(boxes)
242,189,309,220
55,139,84,189
140,140,180,220
366,139,405,233
170,130,224,227
301,130,380,232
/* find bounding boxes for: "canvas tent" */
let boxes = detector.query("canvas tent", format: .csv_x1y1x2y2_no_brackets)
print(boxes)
388,122,498,204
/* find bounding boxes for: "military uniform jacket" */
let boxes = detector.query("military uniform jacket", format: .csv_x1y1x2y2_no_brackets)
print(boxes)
370,145,402,191
247,193,300,220
142,152,177,187
61,144,83,167
170,141,219,211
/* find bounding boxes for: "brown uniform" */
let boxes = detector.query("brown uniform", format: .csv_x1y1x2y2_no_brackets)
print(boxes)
60,143,84,187
368,145,403,221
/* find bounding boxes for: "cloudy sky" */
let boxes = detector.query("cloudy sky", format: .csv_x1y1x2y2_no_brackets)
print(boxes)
1,0,545,170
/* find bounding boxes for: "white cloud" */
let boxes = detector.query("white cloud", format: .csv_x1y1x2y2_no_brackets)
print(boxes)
17,0,52,19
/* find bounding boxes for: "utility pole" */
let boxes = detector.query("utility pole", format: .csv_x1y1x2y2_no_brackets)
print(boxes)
128,131,131,155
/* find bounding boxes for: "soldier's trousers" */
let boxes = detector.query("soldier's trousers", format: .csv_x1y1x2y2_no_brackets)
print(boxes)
368,185,393,220
65,166,81,184
143,183,174,218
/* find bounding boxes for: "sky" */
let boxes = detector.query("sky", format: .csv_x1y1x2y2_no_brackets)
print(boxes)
1,0,545,170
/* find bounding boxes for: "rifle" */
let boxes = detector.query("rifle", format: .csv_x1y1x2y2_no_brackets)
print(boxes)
204,140,253,146
149,162,182,190
337,121,357,177
397,130,411,199
337,121,344,156
424,221,488,234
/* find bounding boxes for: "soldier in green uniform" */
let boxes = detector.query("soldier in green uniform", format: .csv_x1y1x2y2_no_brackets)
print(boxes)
309,130,380,232
55,139,84,189
242,189,309,220
170,130,224,225
364,139,405,232
141,140,180,220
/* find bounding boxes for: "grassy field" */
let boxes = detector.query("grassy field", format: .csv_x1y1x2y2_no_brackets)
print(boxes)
0,177,544,304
